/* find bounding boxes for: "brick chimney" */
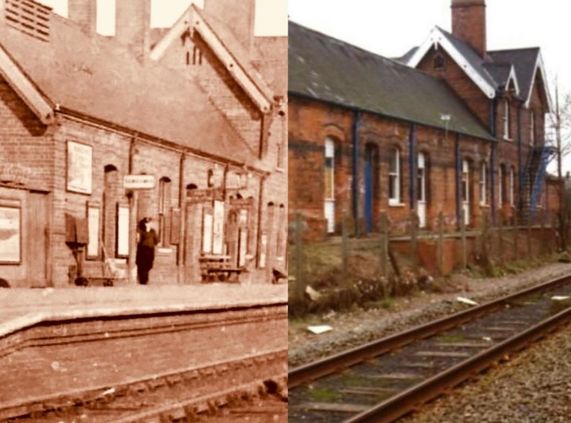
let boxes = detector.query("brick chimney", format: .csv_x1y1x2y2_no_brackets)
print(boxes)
116,0,151,60
203,0,255,51
68,0,96,34
451,0,487,57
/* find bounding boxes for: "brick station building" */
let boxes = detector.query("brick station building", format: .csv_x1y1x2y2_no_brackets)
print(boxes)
0,0,286,287
289,0,559,241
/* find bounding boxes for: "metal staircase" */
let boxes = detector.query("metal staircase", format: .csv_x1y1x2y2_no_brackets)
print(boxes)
519,144,557,222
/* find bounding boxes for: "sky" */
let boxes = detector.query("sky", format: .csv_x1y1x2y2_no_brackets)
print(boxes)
289,0,571,97
289,0,571,172
38,0,287,35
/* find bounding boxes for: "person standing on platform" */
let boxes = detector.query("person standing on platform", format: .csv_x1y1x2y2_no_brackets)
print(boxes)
136,217,159,285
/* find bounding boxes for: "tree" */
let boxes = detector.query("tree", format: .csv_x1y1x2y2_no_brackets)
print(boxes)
549,82,571,249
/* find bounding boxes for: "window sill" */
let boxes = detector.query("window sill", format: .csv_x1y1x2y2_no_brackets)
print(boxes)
503,137,513,142
389,202,406,208
480,203,490,208
157,247,174,255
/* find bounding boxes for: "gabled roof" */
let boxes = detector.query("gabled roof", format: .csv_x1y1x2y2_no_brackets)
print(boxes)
488,48,552,110
150,4,273,114
483,62,520,96
407,27,552,111
0,13,258,167
407,26,497,98
289,22,494,141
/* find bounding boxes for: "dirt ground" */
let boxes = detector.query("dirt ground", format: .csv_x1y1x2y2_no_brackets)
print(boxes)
289,261,571,367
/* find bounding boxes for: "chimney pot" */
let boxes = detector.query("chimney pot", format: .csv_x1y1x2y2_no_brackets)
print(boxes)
116,0,151,60
451,0,487,57
68,0,97,34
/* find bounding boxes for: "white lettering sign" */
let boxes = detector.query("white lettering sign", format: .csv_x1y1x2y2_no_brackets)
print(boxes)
123,175,156,190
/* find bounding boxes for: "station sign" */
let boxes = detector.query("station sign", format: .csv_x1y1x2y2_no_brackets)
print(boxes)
123,174,156,190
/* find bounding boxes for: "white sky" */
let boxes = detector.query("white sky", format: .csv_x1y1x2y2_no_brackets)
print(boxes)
289,0,571,96
290,0,571,173
38,0,286,35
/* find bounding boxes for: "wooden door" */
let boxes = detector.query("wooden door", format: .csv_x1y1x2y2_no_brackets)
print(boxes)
27,192,48,287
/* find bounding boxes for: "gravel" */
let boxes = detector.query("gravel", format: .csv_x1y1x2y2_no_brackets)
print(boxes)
289,262,571,367
402,323,571,423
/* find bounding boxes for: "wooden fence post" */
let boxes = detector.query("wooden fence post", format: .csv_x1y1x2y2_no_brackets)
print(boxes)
437,212,444,276
460,209,467,269
380,212,389,279
498,214,504,264
539,209,548,255
527,218,533,258
410,212,419,272
294,212,305,303
341,217,349,287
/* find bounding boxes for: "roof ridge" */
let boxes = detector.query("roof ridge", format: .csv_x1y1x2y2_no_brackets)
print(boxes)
488,47,540,53
289,20,447,80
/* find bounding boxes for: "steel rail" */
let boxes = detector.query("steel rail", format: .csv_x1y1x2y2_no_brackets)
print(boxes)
289,273,571,389
346,304,571,423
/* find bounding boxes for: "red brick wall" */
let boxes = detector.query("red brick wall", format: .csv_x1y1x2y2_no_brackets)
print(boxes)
288,96,494,241
418,48,490,128
451,1,487,56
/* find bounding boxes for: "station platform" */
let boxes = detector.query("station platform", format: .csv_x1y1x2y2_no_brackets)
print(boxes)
0,284,288,421
0,284,287,337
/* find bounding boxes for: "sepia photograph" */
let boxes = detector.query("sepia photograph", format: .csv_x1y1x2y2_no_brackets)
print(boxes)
288,0,571,422
0,0,287,421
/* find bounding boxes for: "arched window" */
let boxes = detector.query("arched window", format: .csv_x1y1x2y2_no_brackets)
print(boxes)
158,177,172,246
480,161,488,206
529,110,535,146
461,159,471,225
433,52,445,71
324,137,336,233
389,147,401,205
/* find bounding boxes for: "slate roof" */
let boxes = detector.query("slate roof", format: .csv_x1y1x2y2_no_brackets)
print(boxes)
488,48,540,102
436,27,499,91
0,13,258,167
289,22,494,141
483,62,513,89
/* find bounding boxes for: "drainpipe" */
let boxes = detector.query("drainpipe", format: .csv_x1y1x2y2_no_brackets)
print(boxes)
352,111,362,236
490,97,498,223
517,104,523,219
177,153,186,283
455,133,461,226
409,123,417,211
128,135,137,285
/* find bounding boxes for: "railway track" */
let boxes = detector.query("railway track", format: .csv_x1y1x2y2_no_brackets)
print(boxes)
6,350,287,422
289,273,571,423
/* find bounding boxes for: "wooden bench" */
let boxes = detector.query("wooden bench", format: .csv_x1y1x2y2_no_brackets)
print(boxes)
199,255,244,283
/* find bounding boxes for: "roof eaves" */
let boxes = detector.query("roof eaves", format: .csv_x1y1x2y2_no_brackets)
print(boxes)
525,50,553,112
407,27,496,99
288,91,496,142
0,42,54,124
190,5,273,114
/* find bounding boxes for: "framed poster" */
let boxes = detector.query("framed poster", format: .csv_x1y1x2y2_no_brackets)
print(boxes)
116,205,130,258
67,141,93,194
212,200,225,255
86,205,100,259
0,204,21,264
202,211,213,254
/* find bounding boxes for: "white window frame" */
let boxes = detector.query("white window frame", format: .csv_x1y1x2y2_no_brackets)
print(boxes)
480,162,487,206
389,148,401,206
529,110,535,146
503,100,512,141
324,137,336,233
461,159,471,225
